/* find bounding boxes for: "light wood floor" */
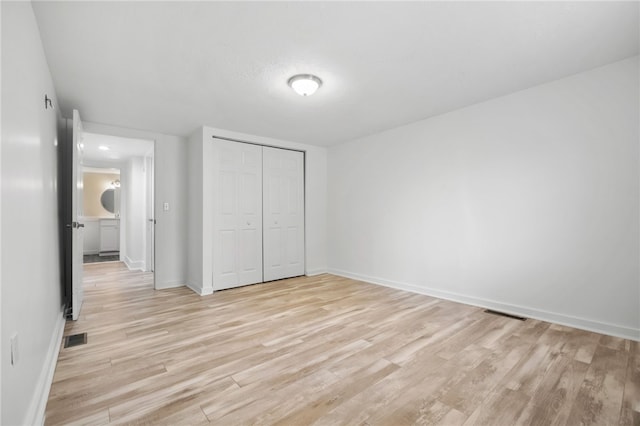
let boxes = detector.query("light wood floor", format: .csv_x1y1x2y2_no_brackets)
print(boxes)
45,262,639,425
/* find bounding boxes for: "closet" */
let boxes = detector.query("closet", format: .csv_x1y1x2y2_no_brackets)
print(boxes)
208,138,305,291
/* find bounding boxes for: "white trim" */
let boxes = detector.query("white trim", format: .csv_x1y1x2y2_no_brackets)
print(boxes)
305,268,327,277
186,281,213,296
123,256,145,272
155,280,185,290
25,311,65,426
204,126,309,153
328,268,640,342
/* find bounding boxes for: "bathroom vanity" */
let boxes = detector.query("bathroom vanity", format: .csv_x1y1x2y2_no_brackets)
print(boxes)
99,218,120,253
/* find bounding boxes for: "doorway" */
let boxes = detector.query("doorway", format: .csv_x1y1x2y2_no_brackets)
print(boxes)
82,166,121,264
80,132,155,276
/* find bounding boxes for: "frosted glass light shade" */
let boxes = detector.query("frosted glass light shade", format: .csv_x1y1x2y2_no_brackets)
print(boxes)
288,74,322,96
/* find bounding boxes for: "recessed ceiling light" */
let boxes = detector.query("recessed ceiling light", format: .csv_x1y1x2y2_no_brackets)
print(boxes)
98,145,109,151
288,74,322,96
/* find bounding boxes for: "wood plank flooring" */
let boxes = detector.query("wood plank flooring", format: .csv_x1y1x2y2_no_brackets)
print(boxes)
45,262,639,425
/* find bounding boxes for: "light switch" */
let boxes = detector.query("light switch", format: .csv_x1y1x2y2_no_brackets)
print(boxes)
163,202,169,211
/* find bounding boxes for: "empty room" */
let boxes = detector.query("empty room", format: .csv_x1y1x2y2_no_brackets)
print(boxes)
1,1,639,425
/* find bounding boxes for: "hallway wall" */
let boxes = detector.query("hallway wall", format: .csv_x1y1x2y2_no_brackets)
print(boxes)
83,122,188,289
123,156,147,270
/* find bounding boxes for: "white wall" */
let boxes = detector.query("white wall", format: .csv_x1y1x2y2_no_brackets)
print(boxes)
83,122,188,289
1,0,3,418
150,135,186,287
186,126,328,294
1,2,65,424
328,56,640,340
187,130,206,292
123,156,147,270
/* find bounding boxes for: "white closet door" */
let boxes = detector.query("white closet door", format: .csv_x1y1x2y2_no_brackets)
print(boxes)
263,147,305,281
213,139,263,289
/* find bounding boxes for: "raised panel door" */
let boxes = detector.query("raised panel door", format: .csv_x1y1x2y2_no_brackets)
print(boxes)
263,147,304,282
212,139,263,289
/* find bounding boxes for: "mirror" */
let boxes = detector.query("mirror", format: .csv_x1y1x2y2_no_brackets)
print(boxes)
100,188,116,214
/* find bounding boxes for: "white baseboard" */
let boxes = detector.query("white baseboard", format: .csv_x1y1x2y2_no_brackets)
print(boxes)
155,280,185,290
124,256,145,272
186,281,213,296
328,268,640,342
306,268,328,276
25,310,65,426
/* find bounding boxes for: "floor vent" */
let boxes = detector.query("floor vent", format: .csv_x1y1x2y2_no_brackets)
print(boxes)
484,309,527,321
64,333,87,348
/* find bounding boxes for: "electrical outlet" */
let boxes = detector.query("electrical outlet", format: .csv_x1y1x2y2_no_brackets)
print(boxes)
10,333,18,366
163,202,169,211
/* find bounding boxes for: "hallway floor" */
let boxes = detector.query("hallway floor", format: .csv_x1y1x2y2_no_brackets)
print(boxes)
83,253,120,264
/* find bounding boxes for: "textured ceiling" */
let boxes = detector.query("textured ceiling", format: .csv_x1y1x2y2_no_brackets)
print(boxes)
32,2,639,146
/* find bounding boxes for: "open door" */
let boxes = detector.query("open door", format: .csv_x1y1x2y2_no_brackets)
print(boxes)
70,110,85,320
145,154,155,273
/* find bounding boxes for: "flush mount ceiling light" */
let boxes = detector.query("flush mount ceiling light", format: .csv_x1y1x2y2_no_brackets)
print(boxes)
98,145,109,151
288,74,322,96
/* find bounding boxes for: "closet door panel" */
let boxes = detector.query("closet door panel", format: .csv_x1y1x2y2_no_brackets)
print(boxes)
287,226,300,264
213,139,263,289
237,159,262,283
263,147,304,282
220,230,236,275
216,166,237,285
